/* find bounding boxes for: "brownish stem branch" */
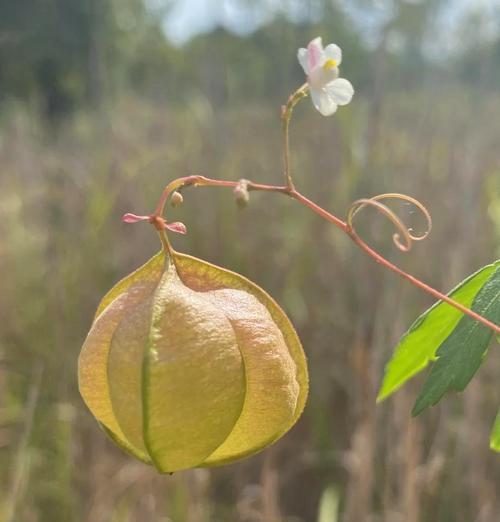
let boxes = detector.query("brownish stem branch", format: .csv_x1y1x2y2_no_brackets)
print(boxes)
150,175,500,335
346,228,500,334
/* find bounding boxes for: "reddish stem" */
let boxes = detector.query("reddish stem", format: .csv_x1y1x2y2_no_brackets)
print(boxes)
346,228,500,333
149,175,500,335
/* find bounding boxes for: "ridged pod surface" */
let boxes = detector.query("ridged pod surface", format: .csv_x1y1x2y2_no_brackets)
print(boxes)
78,250,308,473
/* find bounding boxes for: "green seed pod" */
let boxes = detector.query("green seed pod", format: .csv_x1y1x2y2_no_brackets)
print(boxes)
79,250,308,473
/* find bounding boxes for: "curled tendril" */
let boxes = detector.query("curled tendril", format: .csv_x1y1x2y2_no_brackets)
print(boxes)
346,193,433,252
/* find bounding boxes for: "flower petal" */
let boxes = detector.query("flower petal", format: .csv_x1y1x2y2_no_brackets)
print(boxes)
325,78,354,106
310,88,338,116
297,48,309,74
307,37,324,71
324,44,342,66
308,64,339,91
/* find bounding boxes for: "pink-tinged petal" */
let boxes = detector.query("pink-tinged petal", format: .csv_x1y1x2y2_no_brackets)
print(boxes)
324,44,342,66
297,47,309,74
307,37,323,71
165,221,187,235
310,88,338,116
122,213,150,223
307,63,338,91
325,78,354,106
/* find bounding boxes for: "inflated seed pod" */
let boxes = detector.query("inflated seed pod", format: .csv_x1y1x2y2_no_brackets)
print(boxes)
78,249,308,473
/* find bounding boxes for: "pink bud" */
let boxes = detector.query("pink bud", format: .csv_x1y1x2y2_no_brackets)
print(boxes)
122,213,150,223
165,222,187,235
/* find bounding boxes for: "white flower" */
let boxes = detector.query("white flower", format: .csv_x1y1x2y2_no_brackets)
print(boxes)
297,37,354,116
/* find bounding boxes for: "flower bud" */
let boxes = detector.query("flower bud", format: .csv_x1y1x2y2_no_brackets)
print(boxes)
170,191,184,207
234,180,250,208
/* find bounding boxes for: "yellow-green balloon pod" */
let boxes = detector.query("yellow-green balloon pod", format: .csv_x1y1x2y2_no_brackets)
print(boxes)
78,250,308,473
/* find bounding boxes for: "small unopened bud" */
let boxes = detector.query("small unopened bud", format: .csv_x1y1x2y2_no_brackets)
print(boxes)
234,180,250,209
170,191,184,207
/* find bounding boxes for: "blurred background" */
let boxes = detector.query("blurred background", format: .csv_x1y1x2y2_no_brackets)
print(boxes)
1,0,500,521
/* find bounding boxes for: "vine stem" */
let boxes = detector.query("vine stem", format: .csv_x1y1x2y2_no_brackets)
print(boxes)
143,82,500,336
281,83,308,190
150,174,500,335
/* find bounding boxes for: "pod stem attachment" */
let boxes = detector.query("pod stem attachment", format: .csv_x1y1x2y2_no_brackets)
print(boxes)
147,174,500,335
133,83,500,336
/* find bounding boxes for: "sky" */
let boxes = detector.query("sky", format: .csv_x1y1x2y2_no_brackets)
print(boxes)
163,0,282,45
162,0,499,48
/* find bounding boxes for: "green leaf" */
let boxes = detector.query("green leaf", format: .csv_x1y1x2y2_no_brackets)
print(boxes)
412,266,500,415
490,410,500,453
377,260,499,402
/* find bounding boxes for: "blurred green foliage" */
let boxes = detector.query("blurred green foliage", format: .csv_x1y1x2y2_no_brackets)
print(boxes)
3,0,499,119
1,1,500,521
